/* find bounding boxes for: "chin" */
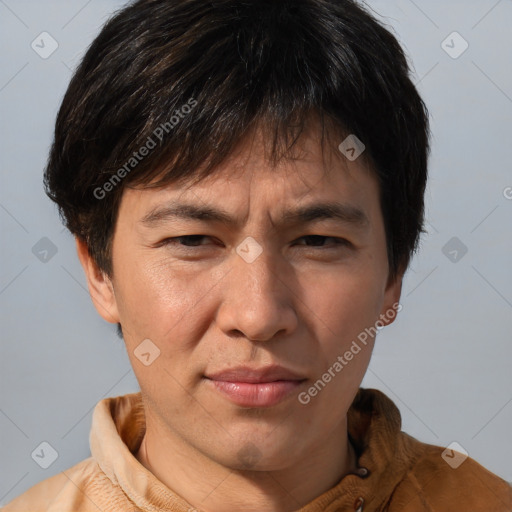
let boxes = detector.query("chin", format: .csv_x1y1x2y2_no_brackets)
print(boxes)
211,430,303,472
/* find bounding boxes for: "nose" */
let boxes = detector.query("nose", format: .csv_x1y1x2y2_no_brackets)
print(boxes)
215,244,298,342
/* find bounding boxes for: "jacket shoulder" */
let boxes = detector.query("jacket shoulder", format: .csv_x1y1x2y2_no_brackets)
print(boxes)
389,434,512,511
2,457,124,512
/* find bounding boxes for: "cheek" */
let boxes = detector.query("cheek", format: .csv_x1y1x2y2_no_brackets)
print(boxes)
299,262,386,395
113,255,218,344
295,269,380,434
114,259,220,397
303,264,384,339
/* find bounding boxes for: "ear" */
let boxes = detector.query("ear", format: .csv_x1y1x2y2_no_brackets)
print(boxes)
377,270,403,328
75,238,120,324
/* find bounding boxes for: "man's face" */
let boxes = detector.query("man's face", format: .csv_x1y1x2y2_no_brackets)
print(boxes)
87,126,401,471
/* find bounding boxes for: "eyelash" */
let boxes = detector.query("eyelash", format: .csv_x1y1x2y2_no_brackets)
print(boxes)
159,235,349,249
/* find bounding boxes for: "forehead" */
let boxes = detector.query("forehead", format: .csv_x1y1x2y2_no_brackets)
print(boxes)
194,120,373,186
118,124,380,226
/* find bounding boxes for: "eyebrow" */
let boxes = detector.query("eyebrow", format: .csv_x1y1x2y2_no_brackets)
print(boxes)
140,201,369,230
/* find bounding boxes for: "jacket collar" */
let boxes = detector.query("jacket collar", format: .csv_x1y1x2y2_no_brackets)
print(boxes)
89,388,410,511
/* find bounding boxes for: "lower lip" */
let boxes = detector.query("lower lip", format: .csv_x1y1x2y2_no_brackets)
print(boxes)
207,379,304,407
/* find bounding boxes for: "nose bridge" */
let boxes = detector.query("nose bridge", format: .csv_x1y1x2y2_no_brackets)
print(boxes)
216,240,297,341
236,239,278,294
231,241,287,320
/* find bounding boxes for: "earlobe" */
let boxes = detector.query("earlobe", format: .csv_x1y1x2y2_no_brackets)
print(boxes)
75,238,120,324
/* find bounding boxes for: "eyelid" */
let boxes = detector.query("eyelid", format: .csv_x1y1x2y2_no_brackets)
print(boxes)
157,234,350,249
156,235,214,248
294,235,350,244
295,234,354,249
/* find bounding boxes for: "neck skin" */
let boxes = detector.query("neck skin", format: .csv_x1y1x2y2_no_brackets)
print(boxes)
135,409,358,512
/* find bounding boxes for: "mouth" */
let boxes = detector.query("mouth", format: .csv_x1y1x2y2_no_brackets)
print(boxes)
204,365,307,408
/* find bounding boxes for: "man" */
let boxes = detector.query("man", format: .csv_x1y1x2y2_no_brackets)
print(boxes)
5,0,511,510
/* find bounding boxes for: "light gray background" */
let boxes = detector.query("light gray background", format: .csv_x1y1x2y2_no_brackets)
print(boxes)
1,0,511,505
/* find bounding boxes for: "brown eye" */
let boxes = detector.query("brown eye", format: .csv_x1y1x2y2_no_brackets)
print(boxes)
296,235,348,247
160,235,212,247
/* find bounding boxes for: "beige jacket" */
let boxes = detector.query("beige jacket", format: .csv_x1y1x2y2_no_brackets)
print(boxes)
4,388,512,511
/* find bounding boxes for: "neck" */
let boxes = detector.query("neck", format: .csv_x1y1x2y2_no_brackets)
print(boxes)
135,413,358,512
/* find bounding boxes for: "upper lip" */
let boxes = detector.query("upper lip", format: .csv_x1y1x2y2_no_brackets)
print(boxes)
205,365,306,383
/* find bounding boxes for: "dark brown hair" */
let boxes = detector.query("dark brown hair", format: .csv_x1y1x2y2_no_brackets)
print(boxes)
44,0,430,281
